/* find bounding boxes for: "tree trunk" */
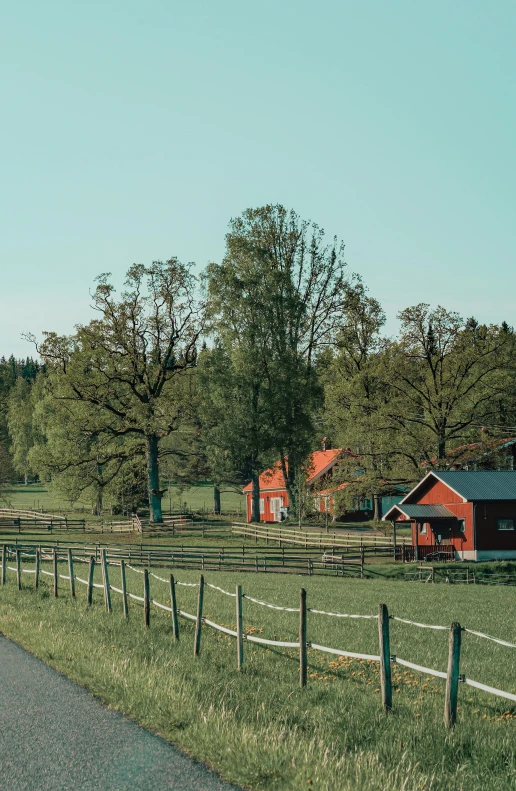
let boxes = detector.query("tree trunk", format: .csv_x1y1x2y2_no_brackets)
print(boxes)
373,495,380,521
145,433,163,523
251,471,261,523
94,487,103,516
213,484,221,515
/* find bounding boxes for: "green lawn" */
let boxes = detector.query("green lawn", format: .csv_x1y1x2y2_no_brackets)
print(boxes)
0,555,516,790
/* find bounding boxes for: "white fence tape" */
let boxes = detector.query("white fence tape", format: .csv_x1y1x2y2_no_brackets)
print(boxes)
311,643,380,661
203,618,238,637
126,564,144,574
463,677,516,702
128,592,145,602
152,600,173,613
110,585,124,595
21,569,36,575
243,594,299,612
245,634,300,648
75,577,89,586
464,629,516,649
178,608,197,622
391,616,448,631
309,609,377,620
206,583,236,597
150,573,169,584
175,581,199,588
394,657,447,680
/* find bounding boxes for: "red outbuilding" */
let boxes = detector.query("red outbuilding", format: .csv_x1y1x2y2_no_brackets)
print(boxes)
243,449,342,522
383,470,516,561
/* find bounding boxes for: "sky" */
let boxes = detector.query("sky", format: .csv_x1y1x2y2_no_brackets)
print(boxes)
1,0,515,358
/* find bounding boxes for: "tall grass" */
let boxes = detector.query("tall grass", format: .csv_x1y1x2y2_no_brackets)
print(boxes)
1,563,516,790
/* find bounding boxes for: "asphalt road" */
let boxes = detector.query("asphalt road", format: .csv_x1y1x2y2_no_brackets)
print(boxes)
0,635,240,791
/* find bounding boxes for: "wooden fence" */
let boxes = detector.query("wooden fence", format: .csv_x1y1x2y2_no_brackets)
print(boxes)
1,540,364,577
2,544,516,729
232,522,411,552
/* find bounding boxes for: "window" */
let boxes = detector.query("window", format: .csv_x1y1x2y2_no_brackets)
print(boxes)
259,498,264,514
458,519,466,534
420,523,428,535
497,518,515,531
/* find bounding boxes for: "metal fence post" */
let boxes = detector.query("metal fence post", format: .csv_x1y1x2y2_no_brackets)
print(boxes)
194,574,204,656
300,588,307,688
378,603,392,711
444,622,462,728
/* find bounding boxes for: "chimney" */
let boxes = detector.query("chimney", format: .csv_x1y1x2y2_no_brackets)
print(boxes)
322,437,327,452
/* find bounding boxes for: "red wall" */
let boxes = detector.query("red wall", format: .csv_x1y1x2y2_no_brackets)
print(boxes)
410,478,464,505
246,489,289,522
397,478,474,552
475,502,516,550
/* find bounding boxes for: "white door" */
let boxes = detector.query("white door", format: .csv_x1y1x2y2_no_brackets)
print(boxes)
270,497,283,522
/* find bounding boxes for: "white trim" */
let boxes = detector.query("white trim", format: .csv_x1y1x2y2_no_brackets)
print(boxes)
400,471,468,505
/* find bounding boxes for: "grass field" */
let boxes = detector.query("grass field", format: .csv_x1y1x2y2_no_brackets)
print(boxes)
1,555,516,790
1,483,247,516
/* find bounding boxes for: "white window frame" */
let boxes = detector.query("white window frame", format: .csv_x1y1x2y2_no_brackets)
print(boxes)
420,523,427,535
497,518,515,531
259,498,264,514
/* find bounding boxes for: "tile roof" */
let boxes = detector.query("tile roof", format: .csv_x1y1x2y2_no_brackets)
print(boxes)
243,449,342,493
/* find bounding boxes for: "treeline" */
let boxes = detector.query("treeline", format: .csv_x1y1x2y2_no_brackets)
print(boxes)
1,205,515,521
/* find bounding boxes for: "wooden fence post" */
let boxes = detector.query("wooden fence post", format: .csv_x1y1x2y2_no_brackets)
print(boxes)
300,588,307,688
87,556,95,605
1,544,6,586
16,549,21,590
35,547,40,590
194,574,204,656
170,574,179,641
143,569,150,627
360,547,365,577
53,548,58,597
101,549,112,612
236,584,244,670
67,548,75,598
378,603,392,711
444,622,462,728
121,559,128,618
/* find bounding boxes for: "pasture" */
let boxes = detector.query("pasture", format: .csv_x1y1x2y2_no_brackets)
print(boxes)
0,554,516,790
1,483,247,517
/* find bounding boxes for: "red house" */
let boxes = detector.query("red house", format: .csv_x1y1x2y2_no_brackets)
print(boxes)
383,470,516,561
243,449,342,522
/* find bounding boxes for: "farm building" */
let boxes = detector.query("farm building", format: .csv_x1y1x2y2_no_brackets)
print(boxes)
383,470,516,561
315,483,406,521
243,449,342,522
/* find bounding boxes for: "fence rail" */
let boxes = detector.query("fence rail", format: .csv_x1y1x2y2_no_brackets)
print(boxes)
1,542,515,728
232,522,411,552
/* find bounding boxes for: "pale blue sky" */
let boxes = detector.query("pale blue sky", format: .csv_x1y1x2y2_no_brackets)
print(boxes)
1,0,515,357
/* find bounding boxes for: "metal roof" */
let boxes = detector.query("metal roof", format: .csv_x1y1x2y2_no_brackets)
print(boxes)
432,470,516,501
383,504,455,521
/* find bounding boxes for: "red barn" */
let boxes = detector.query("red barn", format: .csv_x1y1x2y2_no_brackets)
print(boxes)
383,470,516,561
243,449,342,522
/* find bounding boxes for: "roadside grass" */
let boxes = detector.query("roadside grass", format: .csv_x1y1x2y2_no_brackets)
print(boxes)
1,562,516,790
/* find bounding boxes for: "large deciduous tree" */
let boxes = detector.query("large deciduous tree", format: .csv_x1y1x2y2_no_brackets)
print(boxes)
29,260,203,522
205,204,350,517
